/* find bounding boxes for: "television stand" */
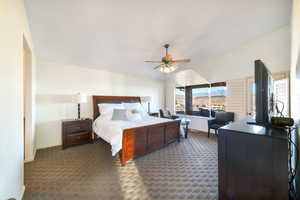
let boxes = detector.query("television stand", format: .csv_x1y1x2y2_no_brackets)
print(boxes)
246,115,267,126
218,117,297,200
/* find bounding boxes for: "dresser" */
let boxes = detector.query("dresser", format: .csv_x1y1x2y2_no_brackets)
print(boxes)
218,118,291,200
62,119,93,149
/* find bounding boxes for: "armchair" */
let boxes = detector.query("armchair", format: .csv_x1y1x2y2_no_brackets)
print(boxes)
159,109,179,120
207,112,234,137
198,108,216,117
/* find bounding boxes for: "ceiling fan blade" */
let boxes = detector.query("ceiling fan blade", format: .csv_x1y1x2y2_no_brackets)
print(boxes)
153,64,163,69
172,59,191,63
145,61,162,63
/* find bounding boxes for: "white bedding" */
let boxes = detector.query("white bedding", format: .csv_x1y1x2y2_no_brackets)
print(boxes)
93,116,184,156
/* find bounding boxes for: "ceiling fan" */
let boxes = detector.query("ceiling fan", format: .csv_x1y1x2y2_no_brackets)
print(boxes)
145,44,191,73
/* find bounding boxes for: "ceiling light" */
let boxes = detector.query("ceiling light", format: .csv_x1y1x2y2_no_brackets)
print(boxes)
158,64,176,73
145,44,191,74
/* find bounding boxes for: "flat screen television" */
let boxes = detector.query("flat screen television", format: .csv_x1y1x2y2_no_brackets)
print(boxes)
254,59,274,125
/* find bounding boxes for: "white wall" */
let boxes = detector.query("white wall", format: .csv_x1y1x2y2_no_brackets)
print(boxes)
165,26,290,127
165,80,176,114
0,0,36,199
36,60,165,149
193,25,290,83
177,115,209,132
291,0,300,121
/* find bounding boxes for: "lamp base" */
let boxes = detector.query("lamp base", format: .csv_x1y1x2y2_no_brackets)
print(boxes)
78,103,81,119
148,102,150,113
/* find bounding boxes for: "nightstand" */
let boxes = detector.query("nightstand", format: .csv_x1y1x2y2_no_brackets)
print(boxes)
62,118,93,149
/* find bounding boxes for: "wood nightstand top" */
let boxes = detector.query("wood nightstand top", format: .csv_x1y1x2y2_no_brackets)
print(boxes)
62,118,92,122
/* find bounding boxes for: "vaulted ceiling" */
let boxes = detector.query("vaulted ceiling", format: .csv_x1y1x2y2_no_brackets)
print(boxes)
25,0,291,79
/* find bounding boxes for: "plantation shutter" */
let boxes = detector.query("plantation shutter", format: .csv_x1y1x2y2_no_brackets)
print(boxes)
226,79,247,120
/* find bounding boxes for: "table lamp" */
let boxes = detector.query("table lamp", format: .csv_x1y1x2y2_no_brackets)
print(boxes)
140,96,152,113
74,93,87,119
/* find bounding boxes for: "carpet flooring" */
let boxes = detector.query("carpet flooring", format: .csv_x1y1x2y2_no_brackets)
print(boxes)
24,132,218,200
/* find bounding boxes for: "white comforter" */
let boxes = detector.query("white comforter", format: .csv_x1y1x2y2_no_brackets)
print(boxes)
93,116,184,156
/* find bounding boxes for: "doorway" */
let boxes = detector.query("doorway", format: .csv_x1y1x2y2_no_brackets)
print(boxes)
23,36,33,162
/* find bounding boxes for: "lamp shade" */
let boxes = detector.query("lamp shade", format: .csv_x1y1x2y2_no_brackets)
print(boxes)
140,96,151,103
74,93,87,104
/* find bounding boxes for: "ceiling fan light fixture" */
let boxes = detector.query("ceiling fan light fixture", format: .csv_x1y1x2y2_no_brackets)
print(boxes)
169,66,176,72
158,65,176,73
145,44,190,74
164,67,170,73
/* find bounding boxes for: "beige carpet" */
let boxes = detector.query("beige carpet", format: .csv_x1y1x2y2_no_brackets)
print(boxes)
24,132,218,200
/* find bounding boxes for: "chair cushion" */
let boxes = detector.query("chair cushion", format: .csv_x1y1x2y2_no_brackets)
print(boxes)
215,112,234,124
210,124,223,130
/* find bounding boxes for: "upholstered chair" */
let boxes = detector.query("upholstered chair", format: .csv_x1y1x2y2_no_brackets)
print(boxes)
207,112,234,137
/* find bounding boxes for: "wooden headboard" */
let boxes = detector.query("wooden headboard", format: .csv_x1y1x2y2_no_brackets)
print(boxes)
92,96,141,120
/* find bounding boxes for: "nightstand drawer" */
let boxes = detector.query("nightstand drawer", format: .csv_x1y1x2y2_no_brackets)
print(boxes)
62,119,93,149
65,123,90,134
67,132,91,145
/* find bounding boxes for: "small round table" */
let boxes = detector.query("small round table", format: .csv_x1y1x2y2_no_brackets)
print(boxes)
181,118,191,138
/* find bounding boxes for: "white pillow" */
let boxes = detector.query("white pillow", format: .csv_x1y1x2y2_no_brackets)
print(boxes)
121,102,140,110
126,111,142,121
122,102,148,118
111,108,128,121
98,103,124,120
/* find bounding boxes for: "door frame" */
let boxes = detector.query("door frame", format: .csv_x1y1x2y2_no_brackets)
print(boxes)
22,35,34,162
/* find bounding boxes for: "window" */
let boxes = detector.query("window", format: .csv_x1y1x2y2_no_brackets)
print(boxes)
211,86,227,112
246,77,255,116
191,84,226,117
252,83,256,115
192,87,210,112
175,82,227,117
274,78,289,116
247,72,289,117
175,87,185,114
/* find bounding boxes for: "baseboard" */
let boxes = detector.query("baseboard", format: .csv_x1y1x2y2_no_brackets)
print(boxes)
19,185,25,200
189,128,208,134
189,128,217,134
24,148,37,163
24,158,34,163
32,147,37,160
36,144,61,150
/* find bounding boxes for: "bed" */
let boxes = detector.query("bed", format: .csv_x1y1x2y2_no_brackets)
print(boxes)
92,95,181,166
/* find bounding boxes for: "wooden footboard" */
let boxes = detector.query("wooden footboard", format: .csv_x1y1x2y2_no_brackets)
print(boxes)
120,120,181,166
91,95,181,166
